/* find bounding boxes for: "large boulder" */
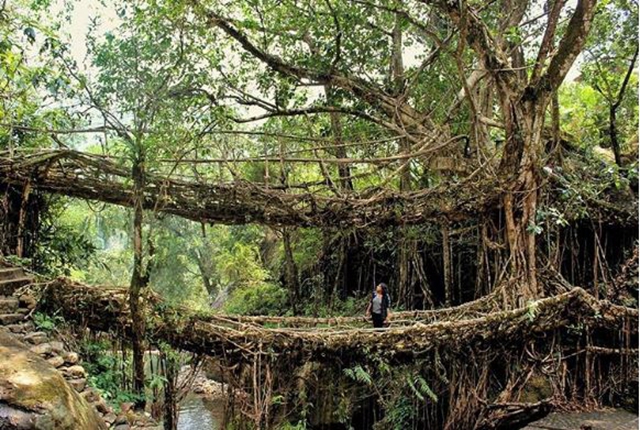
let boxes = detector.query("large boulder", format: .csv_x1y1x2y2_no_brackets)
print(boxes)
0,329,106,430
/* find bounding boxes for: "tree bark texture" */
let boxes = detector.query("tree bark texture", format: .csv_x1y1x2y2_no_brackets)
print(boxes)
162,353,179,430
130,154,148,409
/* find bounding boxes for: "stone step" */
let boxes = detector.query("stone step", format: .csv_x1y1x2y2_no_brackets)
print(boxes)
30,342,53,356
81,388,99,403
0,277,32,296
68,378,87,392
18,294,37,310
0,313,26,325
30,341,67,357
0,297,19,313
22,331,49,345
5,321,35,334
47,355,65,368
0,267,24,281
16,307,30,315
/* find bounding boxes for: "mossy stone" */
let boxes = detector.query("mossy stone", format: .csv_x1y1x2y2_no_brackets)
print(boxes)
0,330,106,430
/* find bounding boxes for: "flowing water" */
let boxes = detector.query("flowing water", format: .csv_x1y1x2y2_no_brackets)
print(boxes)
177,394,225,430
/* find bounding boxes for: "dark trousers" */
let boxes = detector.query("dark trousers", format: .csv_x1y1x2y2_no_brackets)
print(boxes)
372,312,384,328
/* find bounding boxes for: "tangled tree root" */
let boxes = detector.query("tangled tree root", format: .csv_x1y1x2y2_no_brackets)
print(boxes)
35,278,636,360
29,277,638,429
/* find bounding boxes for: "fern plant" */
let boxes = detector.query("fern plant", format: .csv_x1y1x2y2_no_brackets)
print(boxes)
343,365,373,385
412,375,438,403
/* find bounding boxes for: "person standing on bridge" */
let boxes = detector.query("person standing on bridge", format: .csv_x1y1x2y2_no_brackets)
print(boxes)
365,283,391,328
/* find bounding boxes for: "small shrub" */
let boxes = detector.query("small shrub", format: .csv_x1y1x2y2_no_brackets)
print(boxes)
32,312,63,333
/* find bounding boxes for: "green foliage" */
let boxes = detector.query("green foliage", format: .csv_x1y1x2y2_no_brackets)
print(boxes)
291,228,322,269
537,207,569,229
331,389,354,427
1,254,31,268
32,198,96,278
295,293,363,318
558,83,609,149
526,222,544,236
80,339,145,409
223,282,288,315
525,300,540,322
0,2,73,151
271,394,285,406
407,375,438,403
383,395,416,430
375,367,442,429
32,312,63,333
343,365,372,386
147,373,168,392
216,238,271,291
562,0,639,155
278,422,309,430
57,197,281,310
505,26,523,45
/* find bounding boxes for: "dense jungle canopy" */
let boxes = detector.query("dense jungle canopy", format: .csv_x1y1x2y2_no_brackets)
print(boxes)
0,0,638,428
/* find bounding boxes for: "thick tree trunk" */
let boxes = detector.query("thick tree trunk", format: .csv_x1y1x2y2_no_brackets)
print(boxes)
0,183,40,259
194,249,214,296
1,184,23,256
499,99,546,306
130,155,147,409
162,353,179,430
391,13,416,309
322,85,352,302
324,85,353,191
16,183,32,258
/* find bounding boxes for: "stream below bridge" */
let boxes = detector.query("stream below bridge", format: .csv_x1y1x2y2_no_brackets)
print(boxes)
174,399,639,430
177,393,225,430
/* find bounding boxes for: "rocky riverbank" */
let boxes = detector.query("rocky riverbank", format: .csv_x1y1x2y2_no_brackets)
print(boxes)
0,265,159,429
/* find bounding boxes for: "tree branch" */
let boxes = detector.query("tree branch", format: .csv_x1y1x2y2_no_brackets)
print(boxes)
613,45,639,110
538,0,598,92
530,0,567,84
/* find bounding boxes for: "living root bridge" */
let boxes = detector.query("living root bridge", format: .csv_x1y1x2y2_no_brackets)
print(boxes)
1,149,635,235
36,277,638,363
0,149,485,228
